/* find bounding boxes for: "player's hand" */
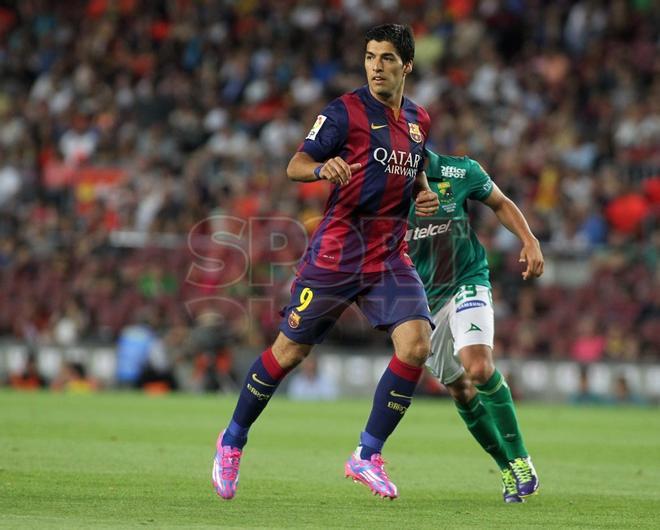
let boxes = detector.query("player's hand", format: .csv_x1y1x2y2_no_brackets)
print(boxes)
415,190,439,217
319,157,361,186
519,239,544,280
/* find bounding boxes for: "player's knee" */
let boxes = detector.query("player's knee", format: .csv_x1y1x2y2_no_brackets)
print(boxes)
459,345,495,385
398,338,430,367
465,358,494,385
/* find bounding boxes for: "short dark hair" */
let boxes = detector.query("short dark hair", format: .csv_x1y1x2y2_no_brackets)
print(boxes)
365,24,415,64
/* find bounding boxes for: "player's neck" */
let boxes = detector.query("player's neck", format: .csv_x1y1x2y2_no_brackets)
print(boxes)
369,86,405,117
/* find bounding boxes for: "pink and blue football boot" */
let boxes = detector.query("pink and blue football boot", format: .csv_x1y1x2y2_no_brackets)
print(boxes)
345,448,398,499
212,430,242,500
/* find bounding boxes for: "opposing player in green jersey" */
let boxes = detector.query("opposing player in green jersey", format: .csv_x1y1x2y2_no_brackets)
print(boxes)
406,150,544,503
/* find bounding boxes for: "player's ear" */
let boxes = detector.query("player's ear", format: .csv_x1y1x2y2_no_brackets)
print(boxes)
403,62,413,75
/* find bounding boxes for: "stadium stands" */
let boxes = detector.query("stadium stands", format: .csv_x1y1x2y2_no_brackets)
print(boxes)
0,1,657,389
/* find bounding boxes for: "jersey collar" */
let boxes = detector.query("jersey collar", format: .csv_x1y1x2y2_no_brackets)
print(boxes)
359,85,407,115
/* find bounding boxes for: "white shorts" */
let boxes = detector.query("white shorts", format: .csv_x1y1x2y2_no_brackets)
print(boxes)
425,285,494,385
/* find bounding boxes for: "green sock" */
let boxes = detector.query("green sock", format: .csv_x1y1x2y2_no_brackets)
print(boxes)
455,395,509,470
475,369,528,461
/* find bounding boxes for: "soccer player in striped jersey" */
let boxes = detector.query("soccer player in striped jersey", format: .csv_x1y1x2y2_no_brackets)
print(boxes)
213,24,439,500
406,150,544,502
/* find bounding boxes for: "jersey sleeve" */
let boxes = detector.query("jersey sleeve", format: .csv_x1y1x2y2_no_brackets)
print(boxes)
467,158,494,201
423,148,440,178
298,98,348,162
417,106,431,171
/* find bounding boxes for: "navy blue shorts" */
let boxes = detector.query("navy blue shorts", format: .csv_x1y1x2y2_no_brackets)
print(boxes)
279,263,433,345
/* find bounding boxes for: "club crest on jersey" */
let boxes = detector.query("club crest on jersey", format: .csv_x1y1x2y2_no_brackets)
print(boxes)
288,310,301,329
306,115,327,140
438,181,456,213
408,122,422,143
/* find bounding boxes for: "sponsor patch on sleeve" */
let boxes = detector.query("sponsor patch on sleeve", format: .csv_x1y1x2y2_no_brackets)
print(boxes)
306,115,327,140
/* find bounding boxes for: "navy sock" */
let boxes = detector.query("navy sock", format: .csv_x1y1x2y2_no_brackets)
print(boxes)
221,348,288,449
360,354,422,460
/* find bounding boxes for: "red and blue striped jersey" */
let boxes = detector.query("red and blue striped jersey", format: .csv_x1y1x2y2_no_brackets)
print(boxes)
298,85,430,274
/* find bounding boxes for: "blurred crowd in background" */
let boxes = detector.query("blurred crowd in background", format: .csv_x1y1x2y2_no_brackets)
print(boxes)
0,0,658,392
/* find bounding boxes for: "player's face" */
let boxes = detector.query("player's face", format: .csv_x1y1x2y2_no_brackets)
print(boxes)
364,40,411,103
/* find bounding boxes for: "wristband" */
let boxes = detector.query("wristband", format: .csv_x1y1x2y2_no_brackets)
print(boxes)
313,165,323,180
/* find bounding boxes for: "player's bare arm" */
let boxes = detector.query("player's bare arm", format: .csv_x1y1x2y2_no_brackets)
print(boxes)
413,170,439,217
483,183,544,280
286,151,361,186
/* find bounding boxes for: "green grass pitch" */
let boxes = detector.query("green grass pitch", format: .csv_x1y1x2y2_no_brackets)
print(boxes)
1,390,658,529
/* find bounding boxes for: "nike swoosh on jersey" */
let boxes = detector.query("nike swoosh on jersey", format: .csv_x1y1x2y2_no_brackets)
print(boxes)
252,373,276,387
389,390,413,400
371,123,388,130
